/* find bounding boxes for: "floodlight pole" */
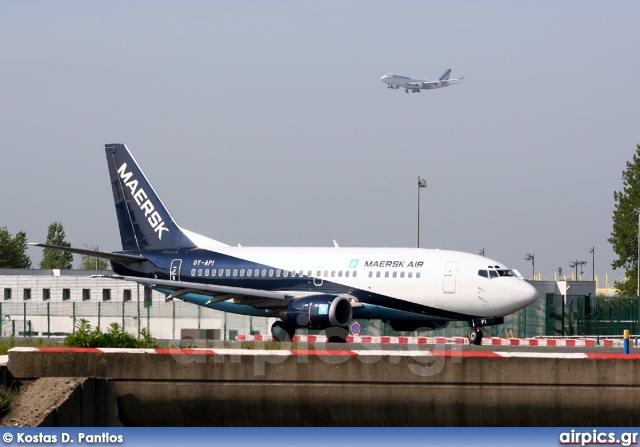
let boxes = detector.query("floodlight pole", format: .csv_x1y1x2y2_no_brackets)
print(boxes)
417,176,427,248
525,252,535,280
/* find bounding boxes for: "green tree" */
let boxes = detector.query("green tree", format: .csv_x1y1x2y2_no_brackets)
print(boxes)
40,222,73,269
609,144,640,296
78,245,109,270
0,226,32,268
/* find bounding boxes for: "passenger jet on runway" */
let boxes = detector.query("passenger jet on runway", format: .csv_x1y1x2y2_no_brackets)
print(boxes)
381,69,464,93
30,144,537,344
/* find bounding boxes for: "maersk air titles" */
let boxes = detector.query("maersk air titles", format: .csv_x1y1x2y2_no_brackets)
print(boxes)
363,260,423,268
30,144,537,344
381,69,464,93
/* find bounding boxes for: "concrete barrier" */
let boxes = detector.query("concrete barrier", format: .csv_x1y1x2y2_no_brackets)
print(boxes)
6,347,640,426
238,334,630,347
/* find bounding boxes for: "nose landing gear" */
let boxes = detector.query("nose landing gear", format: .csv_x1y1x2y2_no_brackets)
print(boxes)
468,328,483,345
468,317,502,345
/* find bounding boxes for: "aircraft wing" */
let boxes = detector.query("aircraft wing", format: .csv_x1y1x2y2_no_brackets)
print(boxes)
408,77,464,88
116,276,292,307
408,81,438,87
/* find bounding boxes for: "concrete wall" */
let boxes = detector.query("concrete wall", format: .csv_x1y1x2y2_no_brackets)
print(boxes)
6,348,640,426
0,376,121,427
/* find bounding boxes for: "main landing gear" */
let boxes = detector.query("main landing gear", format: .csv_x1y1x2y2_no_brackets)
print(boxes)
271,321,295,342
270,321,349,343
468,328,483,345
325,326,349,344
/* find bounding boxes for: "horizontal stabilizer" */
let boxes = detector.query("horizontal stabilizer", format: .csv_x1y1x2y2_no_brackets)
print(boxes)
28,243,147,263
117,276,291,306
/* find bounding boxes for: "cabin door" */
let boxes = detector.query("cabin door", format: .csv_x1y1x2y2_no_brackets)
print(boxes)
170,259,182,281
443,261,459,294
313,266,324,286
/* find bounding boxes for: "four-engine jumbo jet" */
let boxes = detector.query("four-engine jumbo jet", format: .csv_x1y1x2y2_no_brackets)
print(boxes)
30,144,537,344
381,69,464,93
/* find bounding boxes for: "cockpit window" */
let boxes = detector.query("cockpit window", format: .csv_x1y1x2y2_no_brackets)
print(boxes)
483,268,515,279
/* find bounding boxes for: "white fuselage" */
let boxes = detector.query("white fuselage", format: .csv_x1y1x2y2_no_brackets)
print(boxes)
180,244,538,320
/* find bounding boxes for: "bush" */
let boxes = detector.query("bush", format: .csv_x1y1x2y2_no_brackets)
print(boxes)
64,319,157,348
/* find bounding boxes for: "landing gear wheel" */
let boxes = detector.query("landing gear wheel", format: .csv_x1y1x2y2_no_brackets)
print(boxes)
325,326,349,344
468,329,483,345
271,321,295,342
327,335,347,343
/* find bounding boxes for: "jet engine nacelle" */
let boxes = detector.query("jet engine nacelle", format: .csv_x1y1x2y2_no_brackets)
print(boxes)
388,319,450,332
279,295,353,329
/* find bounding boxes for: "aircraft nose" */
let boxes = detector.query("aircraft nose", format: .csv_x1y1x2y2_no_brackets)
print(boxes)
512,280,539,307
381,74,389,81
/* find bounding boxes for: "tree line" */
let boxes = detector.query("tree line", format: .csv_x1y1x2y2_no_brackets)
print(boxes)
0,222,108,270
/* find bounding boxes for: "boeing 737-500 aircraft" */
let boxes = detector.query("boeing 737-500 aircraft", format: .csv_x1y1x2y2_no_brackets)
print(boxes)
30,144,537,344
381,69,464,93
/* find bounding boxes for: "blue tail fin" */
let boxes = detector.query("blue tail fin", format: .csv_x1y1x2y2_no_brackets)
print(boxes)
105,144,197,252
439,69,452,81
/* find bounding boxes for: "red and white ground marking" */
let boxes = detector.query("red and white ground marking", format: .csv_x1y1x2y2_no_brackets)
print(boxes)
236,334,631,347
9,346,640,360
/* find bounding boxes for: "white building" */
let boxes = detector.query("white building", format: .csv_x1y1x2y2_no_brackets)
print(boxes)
0,269,270,340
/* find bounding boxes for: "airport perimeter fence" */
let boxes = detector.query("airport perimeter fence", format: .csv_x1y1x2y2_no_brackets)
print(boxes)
382,294,640,339
0,296,637,341
0,301,272,342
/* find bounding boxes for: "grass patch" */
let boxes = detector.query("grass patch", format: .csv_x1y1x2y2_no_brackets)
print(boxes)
0,334,60,355
0,388,18,415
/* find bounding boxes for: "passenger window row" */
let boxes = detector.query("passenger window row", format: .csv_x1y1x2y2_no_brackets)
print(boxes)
190,267,423,280
190,267,423,279
190,268,360,278
368,271,421,279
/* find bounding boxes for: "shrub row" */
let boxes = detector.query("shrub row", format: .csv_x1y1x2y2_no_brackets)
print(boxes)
63,319,157,348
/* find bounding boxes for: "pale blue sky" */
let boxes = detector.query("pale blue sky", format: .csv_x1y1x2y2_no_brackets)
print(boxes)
2,1,639,283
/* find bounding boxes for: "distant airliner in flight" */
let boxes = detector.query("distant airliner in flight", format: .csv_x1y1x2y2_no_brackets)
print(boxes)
30,144,537,345
381,69,464,93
